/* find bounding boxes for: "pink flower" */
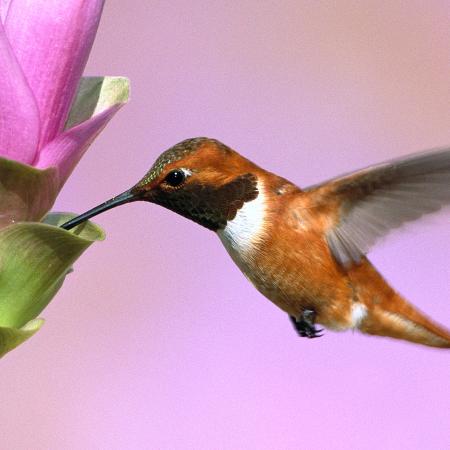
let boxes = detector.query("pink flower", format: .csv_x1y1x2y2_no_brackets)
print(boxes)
0,0,129,357
0,0,129,225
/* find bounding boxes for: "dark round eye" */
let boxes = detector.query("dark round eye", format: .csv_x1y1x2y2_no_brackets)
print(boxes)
164,169,186,187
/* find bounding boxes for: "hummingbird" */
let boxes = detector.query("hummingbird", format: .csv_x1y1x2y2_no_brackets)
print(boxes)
61,137,450,348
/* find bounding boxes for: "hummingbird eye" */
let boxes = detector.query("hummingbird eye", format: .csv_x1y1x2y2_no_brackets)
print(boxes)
164,169,186,187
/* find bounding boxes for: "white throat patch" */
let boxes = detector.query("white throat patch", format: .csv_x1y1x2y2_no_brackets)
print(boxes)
217,180,266,255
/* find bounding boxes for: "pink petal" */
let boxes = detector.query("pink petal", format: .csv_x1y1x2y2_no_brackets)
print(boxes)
0,1,12,23
0,21,40,164
5,0,105,152
35,104,123,188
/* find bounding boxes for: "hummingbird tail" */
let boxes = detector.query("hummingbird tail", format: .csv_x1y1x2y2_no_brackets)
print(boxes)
348,261,450,348
358,293,450,349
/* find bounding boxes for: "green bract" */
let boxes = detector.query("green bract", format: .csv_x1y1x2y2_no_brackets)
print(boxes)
0,213,104,357
65,76,130,129
0,158,58,228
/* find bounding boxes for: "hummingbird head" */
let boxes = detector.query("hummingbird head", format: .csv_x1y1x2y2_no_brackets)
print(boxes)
61,137,261,231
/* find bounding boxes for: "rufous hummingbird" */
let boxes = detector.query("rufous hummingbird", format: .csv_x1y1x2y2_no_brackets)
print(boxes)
61,138,450,348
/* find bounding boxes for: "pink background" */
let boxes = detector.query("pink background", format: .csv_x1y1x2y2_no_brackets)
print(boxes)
2,1,450,449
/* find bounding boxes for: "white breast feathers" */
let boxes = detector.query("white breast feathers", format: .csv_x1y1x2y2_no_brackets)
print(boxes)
217,180,267,255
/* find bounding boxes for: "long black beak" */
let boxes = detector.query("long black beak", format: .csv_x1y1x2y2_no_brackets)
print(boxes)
60,190,138,231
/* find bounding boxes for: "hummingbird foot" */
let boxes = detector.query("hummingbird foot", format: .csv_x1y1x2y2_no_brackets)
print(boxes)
290,310,324,338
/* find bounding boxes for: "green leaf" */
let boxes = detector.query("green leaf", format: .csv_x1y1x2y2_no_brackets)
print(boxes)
0,213,104,357
65,76,130,130
0,158,59,229
0,319,44,358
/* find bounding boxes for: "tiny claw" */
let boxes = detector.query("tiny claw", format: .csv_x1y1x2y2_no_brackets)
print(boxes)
310,333,323,339
289,312,324,339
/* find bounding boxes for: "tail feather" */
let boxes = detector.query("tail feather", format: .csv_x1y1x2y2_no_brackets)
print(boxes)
349,260,450,348
359,295,450,348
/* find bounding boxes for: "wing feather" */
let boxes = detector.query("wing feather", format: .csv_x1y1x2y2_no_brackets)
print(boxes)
306,147,450,266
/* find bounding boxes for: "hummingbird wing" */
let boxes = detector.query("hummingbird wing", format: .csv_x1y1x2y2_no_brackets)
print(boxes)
305,147,450,267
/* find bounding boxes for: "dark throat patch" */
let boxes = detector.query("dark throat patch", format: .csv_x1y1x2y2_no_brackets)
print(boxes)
152,173,259,231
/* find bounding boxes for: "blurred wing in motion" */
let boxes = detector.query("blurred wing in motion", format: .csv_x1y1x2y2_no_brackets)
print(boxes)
306,147,450,267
